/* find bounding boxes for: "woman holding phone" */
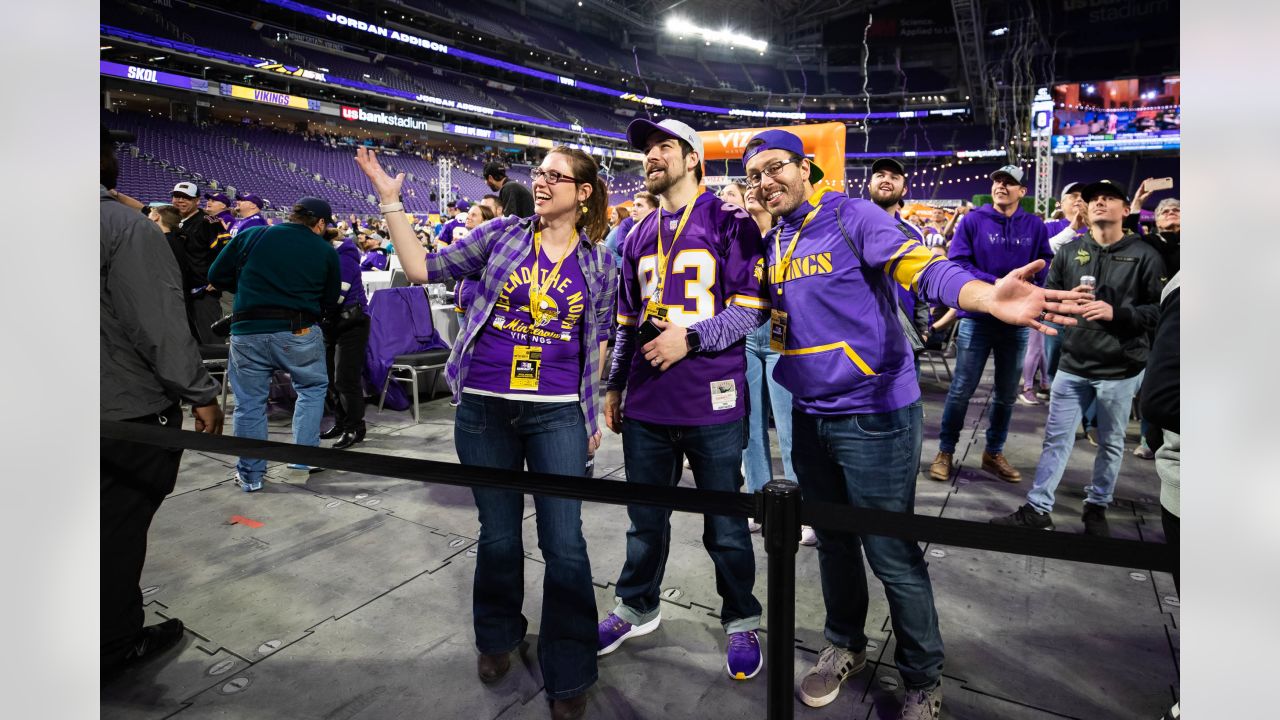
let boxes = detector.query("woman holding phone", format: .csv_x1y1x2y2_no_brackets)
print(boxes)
355,146,616,720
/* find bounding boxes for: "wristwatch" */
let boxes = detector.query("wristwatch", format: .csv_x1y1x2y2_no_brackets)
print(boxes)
685,328,703,354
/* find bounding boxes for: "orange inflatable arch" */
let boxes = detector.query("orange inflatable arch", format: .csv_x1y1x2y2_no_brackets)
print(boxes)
697,122,846,193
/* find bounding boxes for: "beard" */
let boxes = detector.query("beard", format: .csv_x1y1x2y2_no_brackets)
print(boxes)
870,187,904,210
644,162,684,196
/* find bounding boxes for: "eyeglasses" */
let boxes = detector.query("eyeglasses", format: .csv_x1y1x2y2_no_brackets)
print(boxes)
745,158,802,188
531,168,580,185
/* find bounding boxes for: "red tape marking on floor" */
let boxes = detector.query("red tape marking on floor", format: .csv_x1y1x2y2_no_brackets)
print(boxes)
229,515,264,529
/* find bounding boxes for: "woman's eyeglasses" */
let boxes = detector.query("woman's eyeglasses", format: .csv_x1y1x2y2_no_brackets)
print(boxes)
531,168,580,185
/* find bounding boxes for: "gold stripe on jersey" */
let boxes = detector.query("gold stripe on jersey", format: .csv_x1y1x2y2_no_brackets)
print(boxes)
616,313,638,326
782,341,876,376
728,294,771,310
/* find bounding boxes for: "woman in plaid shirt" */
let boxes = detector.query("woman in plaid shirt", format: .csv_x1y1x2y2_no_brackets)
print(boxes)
356,146,616,719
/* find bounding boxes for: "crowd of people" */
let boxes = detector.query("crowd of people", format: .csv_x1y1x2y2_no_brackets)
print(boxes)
101,112,1179,720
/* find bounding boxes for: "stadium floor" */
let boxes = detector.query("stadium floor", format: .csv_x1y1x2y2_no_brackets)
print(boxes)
101,365,1179,720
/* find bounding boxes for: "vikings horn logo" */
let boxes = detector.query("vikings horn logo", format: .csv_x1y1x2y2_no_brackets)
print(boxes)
520,294,561,328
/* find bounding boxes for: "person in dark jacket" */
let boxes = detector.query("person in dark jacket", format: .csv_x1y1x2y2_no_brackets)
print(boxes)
930,165,1054,483
321,234,371,449
1140,271,1180,585
208,197,341,489
991,180,1165,536
101,126,224,678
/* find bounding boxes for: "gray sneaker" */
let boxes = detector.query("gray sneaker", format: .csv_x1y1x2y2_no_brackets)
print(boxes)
797,644,866,707
898,681,943,720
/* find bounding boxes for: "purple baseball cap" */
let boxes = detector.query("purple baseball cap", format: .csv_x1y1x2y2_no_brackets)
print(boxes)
203,191,231,205
236,193,264,208
455,199,470,212
741,129,825,183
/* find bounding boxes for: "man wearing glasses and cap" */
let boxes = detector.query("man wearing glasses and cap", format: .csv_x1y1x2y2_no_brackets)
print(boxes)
929,165,1054,485
208,197,341,490
740,130,1087,720
598,117,771,683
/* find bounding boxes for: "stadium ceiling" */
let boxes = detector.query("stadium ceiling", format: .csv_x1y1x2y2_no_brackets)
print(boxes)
533,0,896,49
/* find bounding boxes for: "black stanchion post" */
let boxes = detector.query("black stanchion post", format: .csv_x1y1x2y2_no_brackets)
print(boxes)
762,479,801,720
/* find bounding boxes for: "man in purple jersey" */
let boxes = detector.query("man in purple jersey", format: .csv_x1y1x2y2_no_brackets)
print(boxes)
438,199,469,247
929,166,1054,485
229,193,269,237
204,192,234,229
742,130,1087,720
598,118,770,683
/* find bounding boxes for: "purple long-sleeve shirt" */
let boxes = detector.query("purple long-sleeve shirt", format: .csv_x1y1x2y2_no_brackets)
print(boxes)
948,204,1053,319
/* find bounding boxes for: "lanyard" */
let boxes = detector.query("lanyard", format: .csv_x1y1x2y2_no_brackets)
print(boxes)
529,229,574,323
772,188,830,296
654,190,704,299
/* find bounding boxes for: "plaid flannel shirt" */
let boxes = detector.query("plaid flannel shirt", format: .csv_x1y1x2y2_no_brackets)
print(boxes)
422,215,617,439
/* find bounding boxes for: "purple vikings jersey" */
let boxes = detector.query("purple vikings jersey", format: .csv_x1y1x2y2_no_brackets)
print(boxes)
464,245,587,399
229,213,267,237
335,239,367,308
360,250,389,271
616,192,767,425
767,191,975,415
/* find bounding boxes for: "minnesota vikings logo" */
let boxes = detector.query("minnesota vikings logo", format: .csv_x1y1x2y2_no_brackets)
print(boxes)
519,294,561,328
1075,248,1091,265
753,257,764,283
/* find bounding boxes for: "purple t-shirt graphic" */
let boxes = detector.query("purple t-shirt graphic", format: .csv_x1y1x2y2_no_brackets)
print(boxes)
463,244,587,399
614,192,767,426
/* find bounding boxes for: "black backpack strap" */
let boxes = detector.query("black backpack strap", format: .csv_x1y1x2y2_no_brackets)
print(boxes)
832,200,925,353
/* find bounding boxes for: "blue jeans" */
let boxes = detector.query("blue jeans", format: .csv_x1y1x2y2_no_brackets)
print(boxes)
615,417,762,634
937,317,1029,454
1026,370,1144,514
1042,320,1064,381
453,394,596,700
791,403,944,690
228,328,328,483
744,322,796,493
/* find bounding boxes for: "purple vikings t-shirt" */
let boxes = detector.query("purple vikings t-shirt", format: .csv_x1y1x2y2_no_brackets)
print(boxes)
463,244,587,399
616,192,767,426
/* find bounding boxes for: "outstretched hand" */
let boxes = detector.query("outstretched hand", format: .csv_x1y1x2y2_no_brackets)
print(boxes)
984,260,1093,335
354,146,404,204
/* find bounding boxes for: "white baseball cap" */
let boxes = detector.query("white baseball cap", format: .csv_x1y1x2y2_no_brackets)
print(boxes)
626,118,704,158
171,181,199,198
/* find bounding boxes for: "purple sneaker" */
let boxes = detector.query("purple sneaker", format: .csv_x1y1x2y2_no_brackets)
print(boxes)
726,630,763,680
597,612,660,657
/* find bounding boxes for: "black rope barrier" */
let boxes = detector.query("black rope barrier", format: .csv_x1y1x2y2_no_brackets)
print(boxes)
102,419,1178,720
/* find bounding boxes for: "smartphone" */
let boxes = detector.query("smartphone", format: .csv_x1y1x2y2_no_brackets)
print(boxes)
637,318,662,346
1147,177,1174,192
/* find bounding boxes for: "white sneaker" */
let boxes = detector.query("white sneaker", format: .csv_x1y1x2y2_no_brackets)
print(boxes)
800,526,818,546
797,645,866,707
898,681,943,720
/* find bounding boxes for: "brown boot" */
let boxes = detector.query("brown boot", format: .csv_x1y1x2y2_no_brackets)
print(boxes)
551,694,588,720
477,651,511,684
981,451,1022,482
928,451,953,482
